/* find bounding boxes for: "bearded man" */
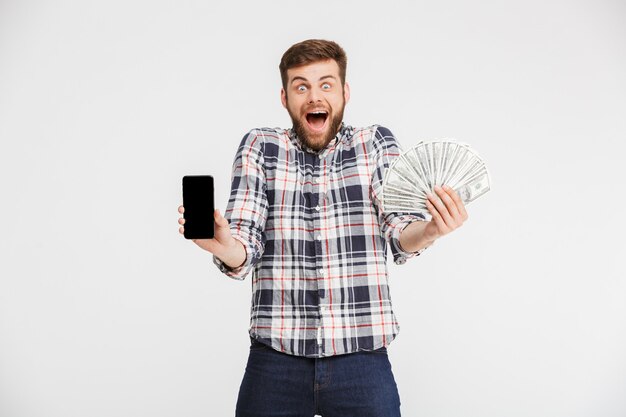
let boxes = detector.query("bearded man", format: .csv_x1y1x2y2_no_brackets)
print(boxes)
177,39,468,417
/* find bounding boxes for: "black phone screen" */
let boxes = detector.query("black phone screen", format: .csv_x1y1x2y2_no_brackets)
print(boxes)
182,175,214,239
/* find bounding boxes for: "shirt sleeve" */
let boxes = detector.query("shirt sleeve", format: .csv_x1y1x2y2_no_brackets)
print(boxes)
370,125,429,265
212,130,268,280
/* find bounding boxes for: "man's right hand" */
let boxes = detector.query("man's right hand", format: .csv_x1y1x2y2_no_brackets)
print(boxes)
177,205,246,269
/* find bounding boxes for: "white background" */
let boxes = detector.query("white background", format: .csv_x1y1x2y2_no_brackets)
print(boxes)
1,1,625,416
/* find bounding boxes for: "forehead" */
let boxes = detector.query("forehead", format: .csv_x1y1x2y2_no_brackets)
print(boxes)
286,59,340,82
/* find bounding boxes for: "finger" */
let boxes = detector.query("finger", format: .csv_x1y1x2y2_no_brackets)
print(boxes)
435,186,461,225
179,226,185,234
426,199,449,234
427,191,454,228
443,185,468,221
178,205,185,214
214,209,229,227
178,218,185,225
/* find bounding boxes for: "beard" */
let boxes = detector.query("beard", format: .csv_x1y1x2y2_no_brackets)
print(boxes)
286,99,345,152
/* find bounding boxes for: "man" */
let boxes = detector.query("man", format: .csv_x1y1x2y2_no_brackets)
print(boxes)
177,39,468,417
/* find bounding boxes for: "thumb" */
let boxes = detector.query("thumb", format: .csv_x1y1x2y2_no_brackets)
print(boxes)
214,209,229,227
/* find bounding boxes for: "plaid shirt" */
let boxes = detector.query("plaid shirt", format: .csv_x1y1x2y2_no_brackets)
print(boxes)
213,123,426,357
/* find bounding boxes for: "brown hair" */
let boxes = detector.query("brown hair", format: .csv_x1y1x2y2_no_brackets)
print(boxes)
279,39,347,91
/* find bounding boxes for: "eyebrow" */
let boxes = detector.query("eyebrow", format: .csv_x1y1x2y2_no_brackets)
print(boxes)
290,75,337,85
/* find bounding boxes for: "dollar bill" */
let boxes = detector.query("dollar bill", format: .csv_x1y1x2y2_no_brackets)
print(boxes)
382,139,491,213
454,170,490,203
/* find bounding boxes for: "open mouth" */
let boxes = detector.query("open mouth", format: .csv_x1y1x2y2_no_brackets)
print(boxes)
305,110,328,132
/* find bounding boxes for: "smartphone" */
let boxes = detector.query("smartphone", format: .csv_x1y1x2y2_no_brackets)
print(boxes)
182,175,214,239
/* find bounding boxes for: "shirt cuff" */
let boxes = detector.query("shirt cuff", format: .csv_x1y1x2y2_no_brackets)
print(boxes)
391,216,430,265
212,234,254,280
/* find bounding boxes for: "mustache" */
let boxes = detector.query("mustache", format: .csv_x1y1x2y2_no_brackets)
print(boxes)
302,106,329,114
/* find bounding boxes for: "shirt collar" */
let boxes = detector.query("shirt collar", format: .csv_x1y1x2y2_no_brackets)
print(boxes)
288,122,353,155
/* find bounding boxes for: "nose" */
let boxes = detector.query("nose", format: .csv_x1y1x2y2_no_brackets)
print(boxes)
307,87,322,104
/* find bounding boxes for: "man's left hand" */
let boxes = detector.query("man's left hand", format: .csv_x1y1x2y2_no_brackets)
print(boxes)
423,184,468,242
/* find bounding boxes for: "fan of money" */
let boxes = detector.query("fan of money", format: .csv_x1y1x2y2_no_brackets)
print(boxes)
382,140,491,214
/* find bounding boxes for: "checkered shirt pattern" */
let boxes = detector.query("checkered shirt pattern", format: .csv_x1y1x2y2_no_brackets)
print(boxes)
213,123,426,357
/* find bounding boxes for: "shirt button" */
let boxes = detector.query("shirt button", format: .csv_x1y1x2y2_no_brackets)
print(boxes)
313,177,318,184
316,234,322,241
318,269,324,276
319,154,323,159
315,205,320,211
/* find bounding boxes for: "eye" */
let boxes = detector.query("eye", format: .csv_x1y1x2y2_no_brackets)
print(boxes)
297,85,307,92
322,83,331,90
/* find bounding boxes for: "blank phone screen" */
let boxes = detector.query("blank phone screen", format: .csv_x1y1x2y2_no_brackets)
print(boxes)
182,175,214,239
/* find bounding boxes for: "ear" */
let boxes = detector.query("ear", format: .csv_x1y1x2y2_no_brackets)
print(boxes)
343,82,351,103
280,88,287,109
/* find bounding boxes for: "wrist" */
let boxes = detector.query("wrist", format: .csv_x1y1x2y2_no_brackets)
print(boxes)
400,220,435,253
216,237,247,269
422,222,442,243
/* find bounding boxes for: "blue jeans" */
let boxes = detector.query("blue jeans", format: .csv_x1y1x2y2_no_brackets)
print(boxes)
235,338,402,417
